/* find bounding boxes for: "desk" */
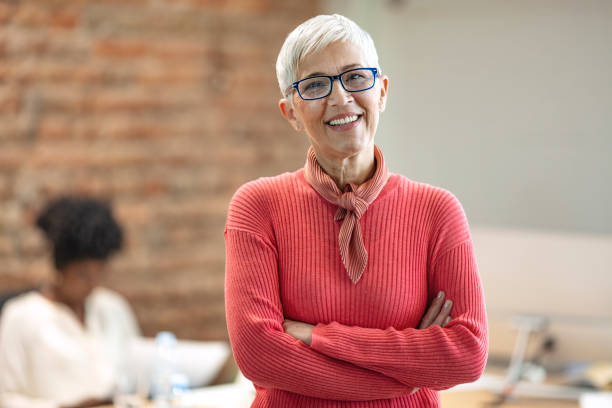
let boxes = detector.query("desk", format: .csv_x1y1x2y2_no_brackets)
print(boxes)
99,390,581,408
441,390,579,408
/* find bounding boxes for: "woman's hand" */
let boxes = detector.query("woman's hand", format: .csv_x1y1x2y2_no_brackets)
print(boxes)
419,291,453,329
283,319,315,346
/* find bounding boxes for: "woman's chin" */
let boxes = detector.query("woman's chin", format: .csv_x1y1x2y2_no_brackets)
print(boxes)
332,138,373,157
310,131,374,161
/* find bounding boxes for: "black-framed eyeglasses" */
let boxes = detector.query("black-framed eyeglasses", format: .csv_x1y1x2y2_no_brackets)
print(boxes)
290,67,379,101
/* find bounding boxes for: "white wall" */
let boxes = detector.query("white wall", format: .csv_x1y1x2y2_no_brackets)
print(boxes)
324,0,612,234
322,0,612,364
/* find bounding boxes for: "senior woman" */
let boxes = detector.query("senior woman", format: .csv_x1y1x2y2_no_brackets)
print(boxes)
225,14,488,407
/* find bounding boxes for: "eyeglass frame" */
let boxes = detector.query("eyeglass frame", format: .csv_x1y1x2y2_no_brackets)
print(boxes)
289,67,379,101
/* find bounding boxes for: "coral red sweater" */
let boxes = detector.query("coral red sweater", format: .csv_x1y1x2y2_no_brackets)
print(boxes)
225,169,488,407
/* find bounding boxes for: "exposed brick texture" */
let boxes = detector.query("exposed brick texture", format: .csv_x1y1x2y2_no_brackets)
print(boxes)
0,0,315,340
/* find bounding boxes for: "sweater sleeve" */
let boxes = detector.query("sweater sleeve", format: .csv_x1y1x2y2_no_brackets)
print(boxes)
309,191,488,390
225,227,416,400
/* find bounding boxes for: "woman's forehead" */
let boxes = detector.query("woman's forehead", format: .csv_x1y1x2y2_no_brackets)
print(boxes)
297,41,368,78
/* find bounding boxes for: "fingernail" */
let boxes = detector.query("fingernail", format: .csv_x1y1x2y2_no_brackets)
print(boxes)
437,291,444,299
444,300,452,308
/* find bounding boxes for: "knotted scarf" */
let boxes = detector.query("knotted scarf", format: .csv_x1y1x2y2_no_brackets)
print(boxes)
303,145,389,284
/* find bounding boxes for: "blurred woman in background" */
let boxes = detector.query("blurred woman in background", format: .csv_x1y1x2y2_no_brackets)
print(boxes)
225,14,488,407
0,196,139,408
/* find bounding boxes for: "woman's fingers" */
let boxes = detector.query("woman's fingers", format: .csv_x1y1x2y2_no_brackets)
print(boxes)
282,319,314,345
432,299,452,326
418,291,446,329
419,292,454,329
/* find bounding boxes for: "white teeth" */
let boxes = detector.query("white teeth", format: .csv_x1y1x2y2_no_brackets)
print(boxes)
328,115,358,126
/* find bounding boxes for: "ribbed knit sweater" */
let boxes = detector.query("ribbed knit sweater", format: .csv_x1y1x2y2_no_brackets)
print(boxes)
225,169,488,408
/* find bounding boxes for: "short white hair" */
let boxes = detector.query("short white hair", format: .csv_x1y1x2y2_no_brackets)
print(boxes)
275,14,381,97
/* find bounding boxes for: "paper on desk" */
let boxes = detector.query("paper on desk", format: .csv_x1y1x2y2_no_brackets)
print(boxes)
580,392,612,408
176,382,255,408
128,337,230,388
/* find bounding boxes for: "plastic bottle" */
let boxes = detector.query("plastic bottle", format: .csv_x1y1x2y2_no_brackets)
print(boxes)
170,372,191,408
151,331,178,408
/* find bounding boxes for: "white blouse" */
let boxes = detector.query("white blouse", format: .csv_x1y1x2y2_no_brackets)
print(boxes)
0,288,140,408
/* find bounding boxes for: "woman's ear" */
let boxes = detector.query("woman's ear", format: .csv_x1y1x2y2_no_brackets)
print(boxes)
378,75,389,113
279,97,303,131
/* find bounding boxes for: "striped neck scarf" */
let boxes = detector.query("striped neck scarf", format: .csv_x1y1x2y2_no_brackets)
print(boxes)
303,145,389,284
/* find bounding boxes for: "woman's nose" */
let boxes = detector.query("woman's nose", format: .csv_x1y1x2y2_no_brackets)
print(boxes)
327,80,353,105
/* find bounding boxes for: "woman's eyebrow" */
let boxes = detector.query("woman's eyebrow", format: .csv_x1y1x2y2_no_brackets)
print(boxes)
303,64,362,79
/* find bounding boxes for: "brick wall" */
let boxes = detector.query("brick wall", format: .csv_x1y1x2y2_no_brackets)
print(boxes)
0,0,315,340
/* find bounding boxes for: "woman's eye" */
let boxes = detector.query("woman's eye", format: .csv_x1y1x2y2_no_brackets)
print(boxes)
304,80,326,90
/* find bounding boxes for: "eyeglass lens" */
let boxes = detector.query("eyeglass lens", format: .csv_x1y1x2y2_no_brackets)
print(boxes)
298,69,375,100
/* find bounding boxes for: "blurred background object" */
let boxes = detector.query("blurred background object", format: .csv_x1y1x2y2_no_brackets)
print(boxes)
0,194,232,407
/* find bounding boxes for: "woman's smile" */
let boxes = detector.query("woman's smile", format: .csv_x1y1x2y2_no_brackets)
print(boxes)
325,113,363,131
